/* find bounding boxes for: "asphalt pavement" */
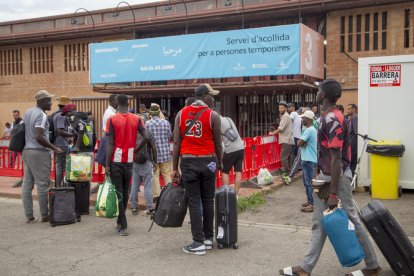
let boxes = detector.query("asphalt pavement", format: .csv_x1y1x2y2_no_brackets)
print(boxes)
1,176,413,276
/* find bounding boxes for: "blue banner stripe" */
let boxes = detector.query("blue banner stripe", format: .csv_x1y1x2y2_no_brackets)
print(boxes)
90,24,301,84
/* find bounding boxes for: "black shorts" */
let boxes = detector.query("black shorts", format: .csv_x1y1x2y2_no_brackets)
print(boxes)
222,149,245,174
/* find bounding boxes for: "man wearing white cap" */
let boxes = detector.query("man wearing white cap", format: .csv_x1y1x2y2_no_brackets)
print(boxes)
22,90,63,223
297,110,317,213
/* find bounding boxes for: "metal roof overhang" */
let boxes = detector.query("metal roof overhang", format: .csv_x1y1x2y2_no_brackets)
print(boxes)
92,79,318,98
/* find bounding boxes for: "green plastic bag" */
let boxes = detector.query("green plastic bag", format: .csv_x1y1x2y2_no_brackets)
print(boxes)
95,177,121,218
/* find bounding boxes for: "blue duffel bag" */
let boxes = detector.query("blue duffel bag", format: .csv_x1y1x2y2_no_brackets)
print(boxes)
321,207,365,267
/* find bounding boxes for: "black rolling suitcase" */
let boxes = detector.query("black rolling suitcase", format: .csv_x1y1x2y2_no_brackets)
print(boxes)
49,186,77,227
360,200,414,275
215,185,238,249
69,181,91,215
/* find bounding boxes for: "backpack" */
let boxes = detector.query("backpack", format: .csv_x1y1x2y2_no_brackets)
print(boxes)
48,111,60,144
149,182,188,231
221,117,238,142
134,133,151,164
8,122,25,152
70,112,96,152
80,120,94,150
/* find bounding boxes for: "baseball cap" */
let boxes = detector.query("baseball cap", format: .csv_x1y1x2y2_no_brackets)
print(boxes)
58,96,70,106
149,105,160,116
62,103,77,115
195,84,220,96
35,90,55,101
300,110,315,120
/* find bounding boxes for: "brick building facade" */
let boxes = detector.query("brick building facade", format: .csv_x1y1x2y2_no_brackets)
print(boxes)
327,1,414,105
0,0,413,137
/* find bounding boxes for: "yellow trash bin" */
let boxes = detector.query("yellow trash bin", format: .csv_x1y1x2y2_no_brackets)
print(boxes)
366,140,405,199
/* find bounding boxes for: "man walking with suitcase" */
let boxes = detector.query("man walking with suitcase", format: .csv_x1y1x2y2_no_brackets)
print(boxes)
106,94,147,236
279,80,381,276
172,84,223,255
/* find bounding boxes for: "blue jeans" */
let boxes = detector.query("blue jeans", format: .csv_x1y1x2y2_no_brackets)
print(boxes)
130,161,154,210
301,161,316,205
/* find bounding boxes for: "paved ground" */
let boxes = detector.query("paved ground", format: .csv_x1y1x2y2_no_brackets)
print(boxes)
1,175,413,276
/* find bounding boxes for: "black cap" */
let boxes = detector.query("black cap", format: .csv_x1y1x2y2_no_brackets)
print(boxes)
195,84,220,96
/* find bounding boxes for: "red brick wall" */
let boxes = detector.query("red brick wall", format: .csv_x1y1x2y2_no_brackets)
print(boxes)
326,2,414,106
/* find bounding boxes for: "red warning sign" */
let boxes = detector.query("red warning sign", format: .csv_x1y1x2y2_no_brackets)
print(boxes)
370,64,401,87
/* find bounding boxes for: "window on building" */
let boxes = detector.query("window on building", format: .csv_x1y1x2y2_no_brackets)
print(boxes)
365,14,370,51
0,49,23,76
382,12,387,50
404,9,410,48
64,43,89,72
356,15,362,51
30,46,53,74
340,16,345,52
348,15,353,52
373,12,379,50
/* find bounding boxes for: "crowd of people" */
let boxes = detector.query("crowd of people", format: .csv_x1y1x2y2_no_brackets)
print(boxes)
6,78,381,275
269,94,359,214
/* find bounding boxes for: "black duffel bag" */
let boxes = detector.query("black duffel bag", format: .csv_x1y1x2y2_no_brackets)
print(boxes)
366,144,405,157
8,123,25,152
149,182,188,231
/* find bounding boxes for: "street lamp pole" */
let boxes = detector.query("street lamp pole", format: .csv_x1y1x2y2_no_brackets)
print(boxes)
224,0,245,29
71,8,95,42
113,1,136,39
166,0,189,34
241,0,245,29
183,0,189,34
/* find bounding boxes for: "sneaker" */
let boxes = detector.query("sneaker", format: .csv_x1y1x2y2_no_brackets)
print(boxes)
145,209,155,216
118,228,129,236
116,223,121,232
26,217,38,223
301,204,314,213
204,239,213,250
131,208,139,215
40,216,50,223
183,241,206,256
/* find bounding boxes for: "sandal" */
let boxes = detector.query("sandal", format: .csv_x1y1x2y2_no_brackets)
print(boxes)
301,205,314,213
301,202,309,207
345,267,382,276
279,266,310,276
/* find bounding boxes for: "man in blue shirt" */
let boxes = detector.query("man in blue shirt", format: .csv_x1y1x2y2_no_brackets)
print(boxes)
146,105,172,199
297,110,317,213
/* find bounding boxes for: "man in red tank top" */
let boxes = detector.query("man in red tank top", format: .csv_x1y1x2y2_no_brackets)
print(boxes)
172,84,223,255
106,94,147,236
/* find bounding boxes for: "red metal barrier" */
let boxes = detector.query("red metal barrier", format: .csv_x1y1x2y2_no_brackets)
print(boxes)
0,135,282,187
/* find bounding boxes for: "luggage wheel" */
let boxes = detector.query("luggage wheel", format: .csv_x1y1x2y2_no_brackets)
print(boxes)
398,186,402,197
232,243,238,249
218,244,224,249
50,223,55,227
